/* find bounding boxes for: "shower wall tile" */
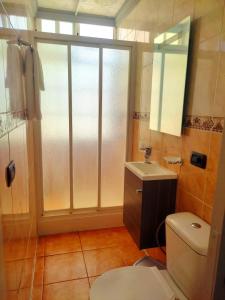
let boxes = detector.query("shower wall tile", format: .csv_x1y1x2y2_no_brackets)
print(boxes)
173,0,194,23
120,0,225,224
0,2,37,299
213,49,225,117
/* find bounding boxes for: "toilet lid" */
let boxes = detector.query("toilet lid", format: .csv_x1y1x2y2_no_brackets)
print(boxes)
90,266,176,300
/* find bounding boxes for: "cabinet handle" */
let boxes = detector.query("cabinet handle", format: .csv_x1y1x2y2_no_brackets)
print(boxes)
136,189,143,193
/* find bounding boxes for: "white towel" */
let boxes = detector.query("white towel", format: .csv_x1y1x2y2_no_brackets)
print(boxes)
24,47,44,120
5,44,25,112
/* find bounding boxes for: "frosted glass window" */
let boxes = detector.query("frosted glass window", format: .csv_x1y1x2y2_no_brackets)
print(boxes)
101,48,129,207
71,46,99,209
9,15,27,30
0,40,7,113
41,19,55,33
59,21,73,35
79,23,113,39
38,43,70,211
1,40,10,111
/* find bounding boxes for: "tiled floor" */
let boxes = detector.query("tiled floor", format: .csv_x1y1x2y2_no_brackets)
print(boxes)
34,227,166,300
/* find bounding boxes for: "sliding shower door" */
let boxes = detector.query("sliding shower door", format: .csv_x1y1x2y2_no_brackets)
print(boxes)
38,43,70,211
71,46,99,209
101,49,129,207
38,40,130,214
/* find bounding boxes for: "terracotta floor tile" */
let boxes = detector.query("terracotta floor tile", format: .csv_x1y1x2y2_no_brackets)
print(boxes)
88,276,99,287
18,288,30,300
6,290,18,300
83,247,124,277
44,252,87,284
44,233,81,256
32,286,43,300
79,227,133,250
34,257,44,286
118,243,145,266
20,258,33,288
146,247,166,264
43,279,89,300
37,237,45,257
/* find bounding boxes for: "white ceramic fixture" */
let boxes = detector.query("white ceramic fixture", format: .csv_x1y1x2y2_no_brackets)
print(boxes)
125,161,177,181
90,212,210,300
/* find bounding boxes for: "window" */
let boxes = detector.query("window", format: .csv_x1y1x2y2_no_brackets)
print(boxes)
9,15,27,30
117,28,150,43
59,21,73,35
41,19,55,33
79,23,114,39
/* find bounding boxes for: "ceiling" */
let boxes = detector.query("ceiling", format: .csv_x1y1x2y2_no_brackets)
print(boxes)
37,0,127,17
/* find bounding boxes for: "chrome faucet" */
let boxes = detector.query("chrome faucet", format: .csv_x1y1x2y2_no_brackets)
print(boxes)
144,147,152,163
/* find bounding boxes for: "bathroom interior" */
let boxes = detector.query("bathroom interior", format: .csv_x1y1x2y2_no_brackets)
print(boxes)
0,0,225,299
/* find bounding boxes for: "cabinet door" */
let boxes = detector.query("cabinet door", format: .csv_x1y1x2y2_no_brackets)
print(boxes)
123,168,143,247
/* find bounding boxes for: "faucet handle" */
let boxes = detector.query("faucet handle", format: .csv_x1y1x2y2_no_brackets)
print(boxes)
144,147,152,157
144,147,152,164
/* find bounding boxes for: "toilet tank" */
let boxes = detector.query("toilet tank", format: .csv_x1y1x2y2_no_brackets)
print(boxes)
166,212,210,300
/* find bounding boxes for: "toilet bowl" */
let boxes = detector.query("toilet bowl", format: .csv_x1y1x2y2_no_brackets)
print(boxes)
90,212,210,300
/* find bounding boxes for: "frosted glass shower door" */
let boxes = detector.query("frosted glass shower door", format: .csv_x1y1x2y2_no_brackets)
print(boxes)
38,40,130,214
71,46,99,209
101,48,129,207
38,43,70,211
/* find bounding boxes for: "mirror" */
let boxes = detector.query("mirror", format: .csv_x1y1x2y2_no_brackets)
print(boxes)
149,17,191,136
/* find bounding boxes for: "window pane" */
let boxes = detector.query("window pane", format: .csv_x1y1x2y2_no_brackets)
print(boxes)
59,21,73,35
41,19,55,33
9,15,27,30
38,43,70,211
79,23,113,39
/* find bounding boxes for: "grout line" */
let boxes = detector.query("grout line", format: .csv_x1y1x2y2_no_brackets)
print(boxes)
44,250,83,257
44,276,89,286
82,246,117,253
78,233,89,282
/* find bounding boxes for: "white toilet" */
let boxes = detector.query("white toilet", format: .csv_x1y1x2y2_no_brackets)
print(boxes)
90,212,210,300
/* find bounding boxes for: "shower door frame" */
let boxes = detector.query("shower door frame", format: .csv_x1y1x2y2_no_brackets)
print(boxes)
33,32,136,234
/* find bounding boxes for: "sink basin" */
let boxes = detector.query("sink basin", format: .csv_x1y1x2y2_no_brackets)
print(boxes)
125,161,177,181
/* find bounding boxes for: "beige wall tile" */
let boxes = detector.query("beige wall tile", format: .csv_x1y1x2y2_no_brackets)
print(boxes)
202,204,213,224
176,188,203,218
173,0,194,24
213,49,225,117
150,130,163,150
181,128,211,159
161,133,182,157
132,119,144,161
194,0,224,18
179,162,206,199
188,36,220,116
204,132,222,206
196,9,223,43
157,0,174,33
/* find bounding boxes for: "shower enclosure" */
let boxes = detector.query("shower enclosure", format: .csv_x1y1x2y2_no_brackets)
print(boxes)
34,34,134,232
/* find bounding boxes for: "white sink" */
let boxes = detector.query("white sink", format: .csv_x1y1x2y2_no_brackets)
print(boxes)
125,161,177,181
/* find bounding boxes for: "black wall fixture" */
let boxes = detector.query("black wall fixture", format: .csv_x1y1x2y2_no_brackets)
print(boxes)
190,152,207,169
5,160,16,187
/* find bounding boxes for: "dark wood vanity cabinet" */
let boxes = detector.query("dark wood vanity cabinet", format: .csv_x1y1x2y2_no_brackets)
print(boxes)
123,167,177,249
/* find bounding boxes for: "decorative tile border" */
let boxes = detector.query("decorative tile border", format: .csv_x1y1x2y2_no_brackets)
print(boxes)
183,116,224,133
133,112,150,120
133,112,224,133
0,110,27,138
